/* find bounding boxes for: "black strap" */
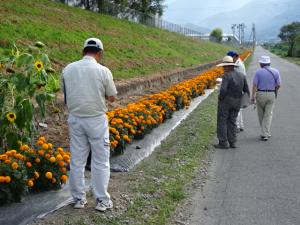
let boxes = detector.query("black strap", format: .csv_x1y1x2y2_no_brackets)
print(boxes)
264,67,278,86
63,78,67,104
263,67,279,98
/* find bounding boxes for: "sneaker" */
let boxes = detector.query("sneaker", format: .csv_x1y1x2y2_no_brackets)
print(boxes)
74,199,87,209
95,199,113,212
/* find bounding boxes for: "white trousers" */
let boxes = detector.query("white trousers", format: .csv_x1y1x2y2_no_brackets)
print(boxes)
68,113,111,202
236,109,244,129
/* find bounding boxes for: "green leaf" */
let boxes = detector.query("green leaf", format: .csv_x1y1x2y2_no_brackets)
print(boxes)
15,99,33,129
40,53,50,67
11,73,30,91
36,93,46,117
15,53,34,68
5,132,19,149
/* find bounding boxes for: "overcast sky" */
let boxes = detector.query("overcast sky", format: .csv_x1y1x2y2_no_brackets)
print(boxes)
163,0,253,25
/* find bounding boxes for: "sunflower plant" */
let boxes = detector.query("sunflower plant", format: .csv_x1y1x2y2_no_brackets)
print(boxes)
0,42,60,149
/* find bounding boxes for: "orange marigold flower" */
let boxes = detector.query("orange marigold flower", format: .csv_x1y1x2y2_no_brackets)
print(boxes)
4,159,11,164
58,161,65,167
36,140,44,146
42,143,49,150
56,154,63,161
0,176,5,183
27,179,34,187
49,156,56,163
35,157,41,163
5,176,11,183
45,172,52,179
60,175,68,183
63,155,70,161
34,171,40,179
60,167,67,174
26,162,32,168
20,144,29,151
11,162,18,170
39,136,46,142
51,178,57,184
0,154,8,161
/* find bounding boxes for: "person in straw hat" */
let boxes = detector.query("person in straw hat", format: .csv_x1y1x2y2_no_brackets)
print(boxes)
227,51,246,132
214,56,250,149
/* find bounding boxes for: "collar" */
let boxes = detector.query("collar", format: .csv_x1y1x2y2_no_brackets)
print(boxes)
83,55,97,63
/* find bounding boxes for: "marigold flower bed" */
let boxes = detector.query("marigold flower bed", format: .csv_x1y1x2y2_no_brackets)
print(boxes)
107,50,251,154
0,136,70,205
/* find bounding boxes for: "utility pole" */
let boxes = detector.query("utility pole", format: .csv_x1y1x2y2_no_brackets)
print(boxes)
241,23,245,45
252,23,256,49
231,24,237,36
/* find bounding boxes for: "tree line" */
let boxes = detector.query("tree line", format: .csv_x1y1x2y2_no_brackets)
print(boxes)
263,21,300,58
57,0,165,16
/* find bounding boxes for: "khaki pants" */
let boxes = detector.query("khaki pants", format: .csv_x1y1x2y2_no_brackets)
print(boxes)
256,92,276,137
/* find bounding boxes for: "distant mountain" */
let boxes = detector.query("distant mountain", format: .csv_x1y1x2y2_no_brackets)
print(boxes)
183,23,210,34
200,0,300,41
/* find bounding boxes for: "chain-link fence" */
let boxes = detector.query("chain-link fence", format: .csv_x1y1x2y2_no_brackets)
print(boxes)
53,0,203,37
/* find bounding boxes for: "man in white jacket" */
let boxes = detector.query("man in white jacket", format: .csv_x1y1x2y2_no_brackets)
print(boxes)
227,51,246,132
62,38,117,212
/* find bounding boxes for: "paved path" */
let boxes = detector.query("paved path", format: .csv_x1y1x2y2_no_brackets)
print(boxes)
189,46,300,225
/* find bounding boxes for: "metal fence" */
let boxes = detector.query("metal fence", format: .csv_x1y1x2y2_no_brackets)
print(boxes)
53,0,203,37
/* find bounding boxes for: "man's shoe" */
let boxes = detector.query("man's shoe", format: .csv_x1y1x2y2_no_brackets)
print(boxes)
214,144,229,149
260,136,268,141
229,143,237,148
95,199,113,212
74,199,87,209
239,128,244,132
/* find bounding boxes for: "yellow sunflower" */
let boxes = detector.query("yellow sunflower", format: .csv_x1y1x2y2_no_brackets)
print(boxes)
6,112,16,123
34,61,44,72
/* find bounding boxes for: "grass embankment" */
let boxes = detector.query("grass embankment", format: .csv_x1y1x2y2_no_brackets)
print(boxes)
0,0,235,79
31,92,218,225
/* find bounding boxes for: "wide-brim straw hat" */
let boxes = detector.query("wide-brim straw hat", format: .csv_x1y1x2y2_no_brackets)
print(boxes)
217,56,238,67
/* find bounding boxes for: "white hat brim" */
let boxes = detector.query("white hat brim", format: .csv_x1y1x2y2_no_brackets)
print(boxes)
216,63,238,67
259,60,270,64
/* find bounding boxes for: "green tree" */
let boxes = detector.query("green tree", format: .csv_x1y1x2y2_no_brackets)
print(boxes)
292,34,300,57
278,21,300,56
210,28,223,43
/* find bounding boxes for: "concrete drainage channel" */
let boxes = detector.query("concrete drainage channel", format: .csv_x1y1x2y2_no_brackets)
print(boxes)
0,89,215,225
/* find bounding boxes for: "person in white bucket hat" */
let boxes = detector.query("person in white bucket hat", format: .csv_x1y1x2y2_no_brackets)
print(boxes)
214,56,250,149
62,37,117,212
251,55,281,141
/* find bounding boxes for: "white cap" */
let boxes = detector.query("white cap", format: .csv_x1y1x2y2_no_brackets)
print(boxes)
259,56,271,64
216,56,238,67
83,38,103,50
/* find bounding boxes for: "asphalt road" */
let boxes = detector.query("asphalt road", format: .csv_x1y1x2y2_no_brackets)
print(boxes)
189,46,300,225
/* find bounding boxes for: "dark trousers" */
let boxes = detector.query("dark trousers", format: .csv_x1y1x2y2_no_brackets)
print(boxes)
217,100,239,145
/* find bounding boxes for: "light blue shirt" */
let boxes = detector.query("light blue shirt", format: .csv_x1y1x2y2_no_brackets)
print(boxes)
253,66,281,91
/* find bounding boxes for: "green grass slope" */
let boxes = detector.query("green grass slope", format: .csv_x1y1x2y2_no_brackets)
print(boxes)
0,0,234,79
